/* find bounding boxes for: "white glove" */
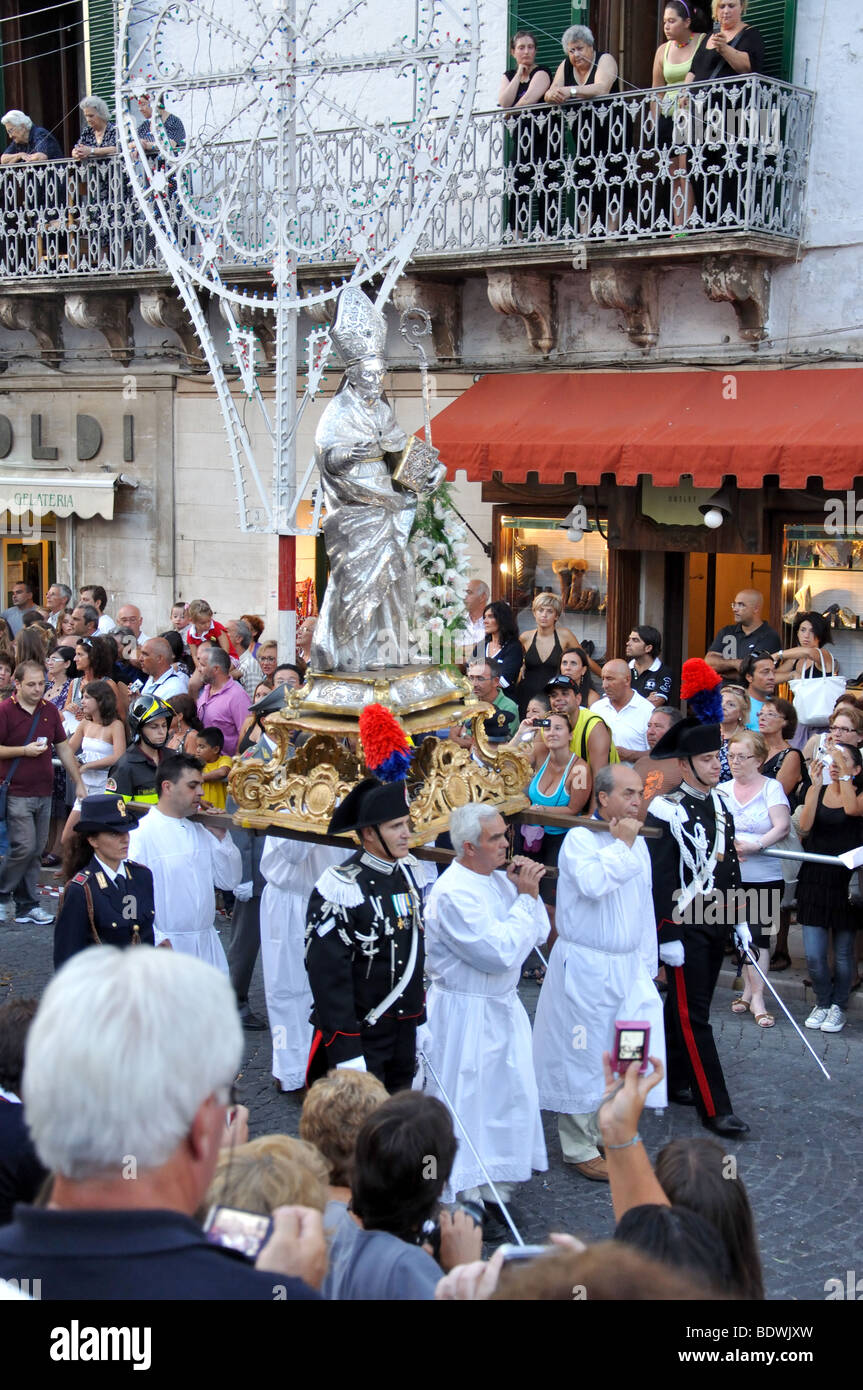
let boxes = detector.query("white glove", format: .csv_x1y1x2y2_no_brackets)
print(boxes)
659,941,685,969
336,1056,367,1072
734,922,753,954
234,881,254,903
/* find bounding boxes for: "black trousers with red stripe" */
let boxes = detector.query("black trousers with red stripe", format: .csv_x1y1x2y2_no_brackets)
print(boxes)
664,923,733,1121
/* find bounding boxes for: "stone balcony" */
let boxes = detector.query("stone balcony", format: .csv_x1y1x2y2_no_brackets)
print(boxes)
0,75,814,367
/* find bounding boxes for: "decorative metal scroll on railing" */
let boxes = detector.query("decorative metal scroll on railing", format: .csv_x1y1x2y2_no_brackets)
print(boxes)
0,75,813,281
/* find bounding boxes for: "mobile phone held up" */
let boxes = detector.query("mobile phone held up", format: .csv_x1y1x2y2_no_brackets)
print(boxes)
203,1205,273,1262
612,1021,650,1077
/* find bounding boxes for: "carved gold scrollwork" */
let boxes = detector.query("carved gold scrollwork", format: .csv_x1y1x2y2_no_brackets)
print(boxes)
407,714,532,840
228,728,362,831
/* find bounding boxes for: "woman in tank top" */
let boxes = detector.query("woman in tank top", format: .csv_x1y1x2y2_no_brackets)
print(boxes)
498,30,553,238
518,711,591,907
651,2,708,230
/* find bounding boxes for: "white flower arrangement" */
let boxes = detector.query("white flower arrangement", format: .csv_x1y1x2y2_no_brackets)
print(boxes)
408,481,472,647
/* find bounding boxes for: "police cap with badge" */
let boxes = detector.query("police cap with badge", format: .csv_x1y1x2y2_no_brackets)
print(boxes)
75,793,148,836
54,796,155,969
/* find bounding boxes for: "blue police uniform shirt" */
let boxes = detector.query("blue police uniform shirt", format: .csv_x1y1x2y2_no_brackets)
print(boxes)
53,855,157,970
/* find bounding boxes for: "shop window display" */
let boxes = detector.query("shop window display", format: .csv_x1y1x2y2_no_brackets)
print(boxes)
499,515,608,654
783,525,863,679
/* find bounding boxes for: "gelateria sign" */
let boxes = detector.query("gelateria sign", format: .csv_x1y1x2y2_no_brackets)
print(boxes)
0,411,135,519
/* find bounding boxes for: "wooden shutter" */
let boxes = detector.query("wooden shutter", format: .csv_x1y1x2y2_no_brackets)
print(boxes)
508,1,585,74
743,0,797,81
84,0,117,111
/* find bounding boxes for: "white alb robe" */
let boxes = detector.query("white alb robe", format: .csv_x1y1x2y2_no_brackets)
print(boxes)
128,808,242,975
532,824,667,1116
423,861,549,1201
260,836,352,1090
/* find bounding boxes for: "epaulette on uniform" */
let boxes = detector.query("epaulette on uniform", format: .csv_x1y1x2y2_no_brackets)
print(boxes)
72,871,91,885
648,792,688,826
315,862,364,908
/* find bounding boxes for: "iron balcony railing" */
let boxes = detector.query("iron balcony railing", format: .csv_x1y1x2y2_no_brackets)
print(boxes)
0,75,814,282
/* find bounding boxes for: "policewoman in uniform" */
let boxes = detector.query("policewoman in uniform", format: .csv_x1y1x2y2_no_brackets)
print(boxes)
53,794,156,969
305,777,433,1093
645,717,751,1137
105,694,172,806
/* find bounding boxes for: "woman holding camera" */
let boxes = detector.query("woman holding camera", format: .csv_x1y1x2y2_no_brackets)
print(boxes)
519,710,591,915
796,742,863,1034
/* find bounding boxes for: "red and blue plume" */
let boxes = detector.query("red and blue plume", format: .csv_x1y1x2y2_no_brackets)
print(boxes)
680,658,723,725
359,703,412,783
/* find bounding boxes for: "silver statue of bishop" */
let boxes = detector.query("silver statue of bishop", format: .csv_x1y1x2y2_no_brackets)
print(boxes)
310,287,443,673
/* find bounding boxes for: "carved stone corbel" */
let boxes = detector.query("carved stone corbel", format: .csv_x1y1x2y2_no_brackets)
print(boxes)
302,294,335,326
486,269,556,355
233,303,276,366
392,277,461,359
701,254,769,342
0,296,63,364
64,293,134,365
139,287,201,364
589,266,659,349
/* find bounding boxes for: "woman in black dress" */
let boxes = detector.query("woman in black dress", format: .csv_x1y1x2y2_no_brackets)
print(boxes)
471,600,523,693
544,25,621,235
796,743,863,1033
498,31,552,239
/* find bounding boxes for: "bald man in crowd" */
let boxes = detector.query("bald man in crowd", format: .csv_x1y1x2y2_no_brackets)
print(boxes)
117,603,150,647
139,636,189,701
704,590,781,679
591,661,653,762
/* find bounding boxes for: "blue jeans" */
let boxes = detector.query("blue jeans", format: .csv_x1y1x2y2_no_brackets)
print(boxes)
801,924,856,1011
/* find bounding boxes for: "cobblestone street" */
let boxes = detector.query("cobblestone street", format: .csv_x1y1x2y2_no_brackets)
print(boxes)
2,886,861,1303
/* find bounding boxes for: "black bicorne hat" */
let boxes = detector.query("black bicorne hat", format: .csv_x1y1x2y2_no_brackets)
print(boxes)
650,716,722,761
327,777,411,835
75,794,147,836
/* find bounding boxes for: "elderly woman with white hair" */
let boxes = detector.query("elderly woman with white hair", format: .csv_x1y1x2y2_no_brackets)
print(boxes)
543,24,622,233
71,96,118,160
422,804,549,1216
1,110,62,164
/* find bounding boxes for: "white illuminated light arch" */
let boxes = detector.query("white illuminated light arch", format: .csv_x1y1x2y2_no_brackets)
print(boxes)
116,0,480,536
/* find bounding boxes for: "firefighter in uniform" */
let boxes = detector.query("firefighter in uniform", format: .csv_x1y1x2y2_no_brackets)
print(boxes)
53,794,156,969
305,777,429,1093
645,717,751,1138
105,695,172,806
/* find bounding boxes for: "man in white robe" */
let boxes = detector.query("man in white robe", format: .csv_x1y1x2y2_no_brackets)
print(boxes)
423,804,549,1214
260,837,351,1092
533,763,667,1182
128,752,241,975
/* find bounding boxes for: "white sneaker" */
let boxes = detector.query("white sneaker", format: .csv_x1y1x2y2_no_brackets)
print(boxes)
14,906,54,925
820,1005,847,1033
805,1006,829,1029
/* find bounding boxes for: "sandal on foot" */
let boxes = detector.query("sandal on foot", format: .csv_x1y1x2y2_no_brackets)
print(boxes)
731,995,750,1014
752,1012,775,1028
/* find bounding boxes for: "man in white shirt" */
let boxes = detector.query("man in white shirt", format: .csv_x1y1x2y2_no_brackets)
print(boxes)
458,579,490,662
128,752,241,974
592,660,653,761
423,804,548,1218
139,637,189,701
45,583,72,630
79,585,116,634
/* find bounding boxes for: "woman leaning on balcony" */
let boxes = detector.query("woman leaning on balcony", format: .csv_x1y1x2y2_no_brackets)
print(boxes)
544,25,621,236
682,0,767,226
650,3,709,232
71,97,118,161
498,30,552,240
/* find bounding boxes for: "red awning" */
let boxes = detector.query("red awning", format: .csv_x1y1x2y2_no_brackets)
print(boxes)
426,368,863,488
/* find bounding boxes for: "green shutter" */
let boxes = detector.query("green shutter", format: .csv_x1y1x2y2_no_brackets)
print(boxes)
85,0,117,112
507,1,584,74
743,0,797,81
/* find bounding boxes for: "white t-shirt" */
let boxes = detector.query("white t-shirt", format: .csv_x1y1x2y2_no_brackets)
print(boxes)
592,690,653,753
717,777,790,884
